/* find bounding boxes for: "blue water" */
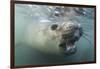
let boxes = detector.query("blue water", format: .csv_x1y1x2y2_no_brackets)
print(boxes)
15,4,94,66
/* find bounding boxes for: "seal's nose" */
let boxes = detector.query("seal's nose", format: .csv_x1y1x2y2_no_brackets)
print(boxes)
74,25,83,41
79,27,83,37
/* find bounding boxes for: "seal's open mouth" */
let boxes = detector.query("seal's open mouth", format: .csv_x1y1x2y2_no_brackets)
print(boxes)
59,37,77,54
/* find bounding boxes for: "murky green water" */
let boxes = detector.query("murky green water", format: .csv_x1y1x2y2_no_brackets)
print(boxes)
15,4,94,66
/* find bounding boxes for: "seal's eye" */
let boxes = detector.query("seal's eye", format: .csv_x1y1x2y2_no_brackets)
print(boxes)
51,24,58,30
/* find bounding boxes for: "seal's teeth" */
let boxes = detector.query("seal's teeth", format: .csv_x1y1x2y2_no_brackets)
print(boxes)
66,46,71,51
78,24,81,27
73,45,76,49
65,43,76,51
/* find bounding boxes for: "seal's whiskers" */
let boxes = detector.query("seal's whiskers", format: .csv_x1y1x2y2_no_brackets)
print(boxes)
82,35,92,46
83,32,92,37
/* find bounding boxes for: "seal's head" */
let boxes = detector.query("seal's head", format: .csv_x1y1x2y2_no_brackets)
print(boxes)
50,22,83,54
